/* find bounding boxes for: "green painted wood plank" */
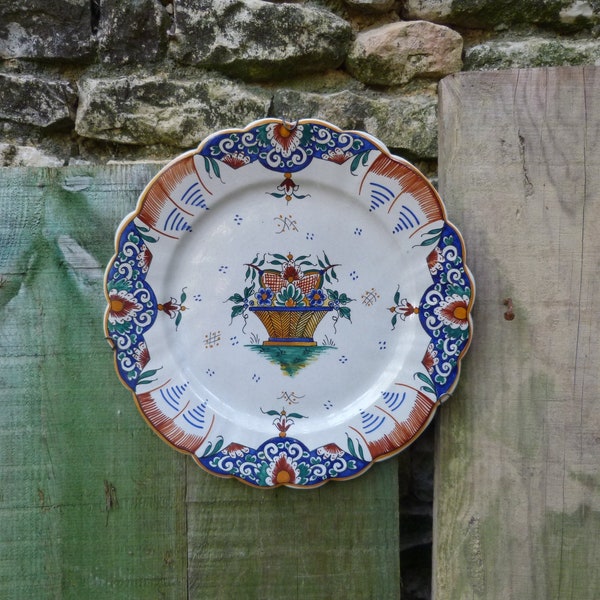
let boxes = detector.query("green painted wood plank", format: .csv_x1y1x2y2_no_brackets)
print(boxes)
186,459,400,600
434,66,600,599
0,165,402,599
0,166,187,599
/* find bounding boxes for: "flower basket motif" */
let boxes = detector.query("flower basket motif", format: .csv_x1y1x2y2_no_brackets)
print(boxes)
228,252,352,347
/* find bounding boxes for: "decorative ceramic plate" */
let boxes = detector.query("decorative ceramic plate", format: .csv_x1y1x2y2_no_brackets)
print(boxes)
104,118,474,488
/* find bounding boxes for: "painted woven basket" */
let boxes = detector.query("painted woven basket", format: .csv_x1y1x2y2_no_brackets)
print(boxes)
249,306,332,346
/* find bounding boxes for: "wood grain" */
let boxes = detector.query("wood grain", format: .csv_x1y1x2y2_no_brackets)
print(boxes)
187,460,400,600
0,167,187,599
434,66,600,599
0,166,401,599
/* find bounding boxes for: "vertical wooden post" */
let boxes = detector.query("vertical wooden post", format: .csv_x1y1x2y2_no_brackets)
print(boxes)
434,67,600,598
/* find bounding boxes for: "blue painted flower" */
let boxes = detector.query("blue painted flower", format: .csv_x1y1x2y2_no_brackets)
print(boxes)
307,288,326,307
255,287,274,306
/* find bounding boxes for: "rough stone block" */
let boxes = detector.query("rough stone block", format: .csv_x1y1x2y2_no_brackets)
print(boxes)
0,0,92,60
346,21,462,86
464,36,600,70
0,144,65,167
559,0,598,25
343,0,396,14
0,73,77,129
401,0,454,23
169,0,352,81
272,87,438,158
402,0,599,30
96,0,170,64
75,74,271,146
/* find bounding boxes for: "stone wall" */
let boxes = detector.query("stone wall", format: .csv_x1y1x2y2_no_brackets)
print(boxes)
2,0,599,170
2,2,598,598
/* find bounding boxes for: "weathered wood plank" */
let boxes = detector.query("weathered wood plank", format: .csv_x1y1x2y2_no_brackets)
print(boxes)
0,165,402,599
186,459,400,600
434,66,600,599
0,167,188,599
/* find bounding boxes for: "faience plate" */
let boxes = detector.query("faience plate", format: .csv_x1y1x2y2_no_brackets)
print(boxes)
104,118,474,488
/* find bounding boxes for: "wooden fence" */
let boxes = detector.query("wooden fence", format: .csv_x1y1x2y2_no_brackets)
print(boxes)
1,66,598,598
434,66,600,599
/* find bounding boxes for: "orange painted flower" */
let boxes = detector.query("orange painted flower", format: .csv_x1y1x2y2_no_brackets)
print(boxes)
389,298,419,320
268,454,298,485
136,244,152,273
223,443,249,458
317,443,344,459
108,289,142,324
282,263,302,282
435,294,470,329
133,342,150,370
222,151,250,169
427,247,444,274
277,173,299,199
266,122,304,157
322,147,353,164
422,343,438,374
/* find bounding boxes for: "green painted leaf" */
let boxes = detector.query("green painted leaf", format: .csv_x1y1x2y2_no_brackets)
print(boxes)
212,436,224,454
229,293,244,303
357,442,365,461
210,158,221,179
339,306,352,321
231,305,245,318
139,232,158,243
350,153,362,173
271,253,288,261
416,372,432,384
287,412,306,419
140,368,159,379
420,236,440,246
175,312,182,328
347,435,356,456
